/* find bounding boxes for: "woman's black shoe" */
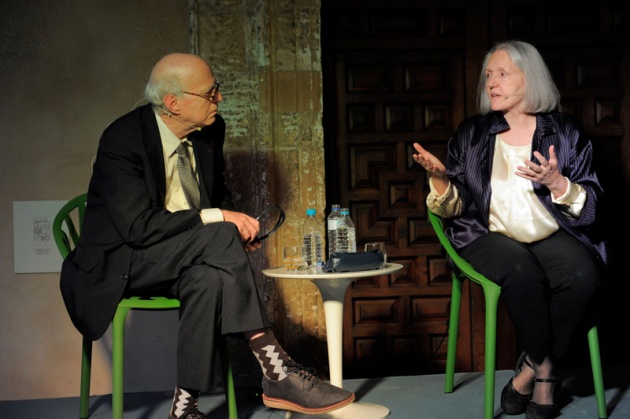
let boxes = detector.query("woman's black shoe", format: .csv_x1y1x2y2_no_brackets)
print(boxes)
501,378,532,415
500,351,533,415
525,377,560,419
526,400,559,419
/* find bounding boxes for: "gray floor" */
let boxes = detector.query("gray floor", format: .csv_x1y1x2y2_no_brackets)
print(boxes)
2,366,629,418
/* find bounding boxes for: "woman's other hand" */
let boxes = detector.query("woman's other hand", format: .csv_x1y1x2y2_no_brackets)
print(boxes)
412,142,449,194
516,145,568,198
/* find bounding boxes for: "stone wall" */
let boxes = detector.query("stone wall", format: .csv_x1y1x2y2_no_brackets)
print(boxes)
194,0,329,372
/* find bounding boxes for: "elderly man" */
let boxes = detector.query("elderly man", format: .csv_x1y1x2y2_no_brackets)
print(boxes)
60,53,354,419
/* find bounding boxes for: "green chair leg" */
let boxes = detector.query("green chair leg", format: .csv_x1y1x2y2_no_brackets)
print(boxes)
112,304,132,419
221,339,238,419
444,272,462,394
443,268,501,419
110,298,238,419
54,197,238,418
481,282,501,419
429,210,606,419
79,337,92,419
588,326,607,418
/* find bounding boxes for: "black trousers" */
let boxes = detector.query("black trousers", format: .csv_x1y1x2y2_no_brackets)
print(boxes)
459,230,600,364
127,222,270,392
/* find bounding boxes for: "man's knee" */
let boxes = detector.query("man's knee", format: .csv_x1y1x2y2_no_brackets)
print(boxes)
180,265,224,295
200,222,241,243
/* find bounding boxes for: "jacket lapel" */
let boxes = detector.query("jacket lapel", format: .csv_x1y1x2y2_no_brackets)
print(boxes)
140,105,167,203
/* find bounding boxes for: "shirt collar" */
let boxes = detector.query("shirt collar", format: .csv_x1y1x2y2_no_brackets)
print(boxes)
153,109,191,156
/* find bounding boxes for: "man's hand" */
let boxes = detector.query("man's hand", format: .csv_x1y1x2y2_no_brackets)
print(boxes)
221,210,261,251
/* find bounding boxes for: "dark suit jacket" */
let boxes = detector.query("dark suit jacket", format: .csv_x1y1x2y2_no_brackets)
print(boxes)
443,111,607,266
60,104,233,340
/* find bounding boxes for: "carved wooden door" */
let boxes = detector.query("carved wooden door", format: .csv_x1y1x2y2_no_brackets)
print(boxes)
322,0,630,376
322,1,478,377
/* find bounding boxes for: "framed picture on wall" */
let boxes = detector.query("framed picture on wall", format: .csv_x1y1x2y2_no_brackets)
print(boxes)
13,200,67,273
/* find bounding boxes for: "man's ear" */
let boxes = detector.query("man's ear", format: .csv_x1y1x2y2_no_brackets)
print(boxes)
162,93,181,115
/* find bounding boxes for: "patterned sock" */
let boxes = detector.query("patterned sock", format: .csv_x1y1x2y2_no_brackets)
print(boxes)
170,386,200,418
249,329,291,381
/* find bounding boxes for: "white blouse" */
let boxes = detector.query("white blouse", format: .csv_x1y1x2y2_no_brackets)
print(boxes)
488,136,559,242
426,135,587,243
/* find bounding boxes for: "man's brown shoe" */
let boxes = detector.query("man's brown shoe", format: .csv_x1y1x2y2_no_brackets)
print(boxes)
262,362,355,414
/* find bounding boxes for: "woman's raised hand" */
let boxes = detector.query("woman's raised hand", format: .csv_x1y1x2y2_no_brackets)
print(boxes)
412,143,447,177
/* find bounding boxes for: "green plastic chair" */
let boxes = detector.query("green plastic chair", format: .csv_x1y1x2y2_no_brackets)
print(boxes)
53,193,238,419
427,210,607,419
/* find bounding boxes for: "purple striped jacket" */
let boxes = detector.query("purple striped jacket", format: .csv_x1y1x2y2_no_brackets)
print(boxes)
443,111,608,265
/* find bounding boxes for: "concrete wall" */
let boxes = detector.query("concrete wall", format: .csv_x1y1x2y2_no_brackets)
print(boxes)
0,0,189,400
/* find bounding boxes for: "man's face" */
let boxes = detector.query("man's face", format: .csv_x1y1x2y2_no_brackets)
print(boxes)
178,65,223,128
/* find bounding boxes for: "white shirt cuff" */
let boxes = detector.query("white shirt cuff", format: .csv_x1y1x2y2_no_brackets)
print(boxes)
200,208,224,224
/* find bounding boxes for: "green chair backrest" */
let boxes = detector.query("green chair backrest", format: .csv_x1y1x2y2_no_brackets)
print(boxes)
53,193,88,259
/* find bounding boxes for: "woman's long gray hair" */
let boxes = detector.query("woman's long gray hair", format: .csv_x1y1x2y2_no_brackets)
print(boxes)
477,40,560,115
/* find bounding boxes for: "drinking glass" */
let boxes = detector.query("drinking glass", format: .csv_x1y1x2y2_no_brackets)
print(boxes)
283,246,306,273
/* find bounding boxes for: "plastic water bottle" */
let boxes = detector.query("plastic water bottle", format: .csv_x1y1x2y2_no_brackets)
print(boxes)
336,208,356,253
302,208,324,269
326,204,341,257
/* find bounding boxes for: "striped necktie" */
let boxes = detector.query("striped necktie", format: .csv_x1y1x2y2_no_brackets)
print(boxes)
176,141,200,210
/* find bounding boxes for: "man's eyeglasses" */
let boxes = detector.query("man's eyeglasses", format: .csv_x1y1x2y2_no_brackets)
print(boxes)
182,82,221,103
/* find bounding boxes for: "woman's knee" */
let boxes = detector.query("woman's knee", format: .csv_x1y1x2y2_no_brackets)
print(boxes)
552,264,599,297
462,234,541,285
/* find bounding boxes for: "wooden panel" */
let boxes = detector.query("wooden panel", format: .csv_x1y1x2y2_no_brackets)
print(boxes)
354,298,400,324
325,1,470,377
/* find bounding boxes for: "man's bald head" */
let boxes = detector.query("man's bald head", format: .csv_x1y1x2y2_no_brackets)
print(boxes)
144,53,212,107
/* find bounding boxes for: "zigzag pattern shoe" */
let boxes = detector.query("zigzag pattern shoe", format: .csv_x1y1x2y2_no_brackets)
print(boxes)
170,387,206,419
169,407,207,419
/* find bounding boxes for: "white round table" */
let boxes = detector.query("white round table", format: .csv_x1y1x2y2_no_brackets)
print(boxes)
262,263,404,418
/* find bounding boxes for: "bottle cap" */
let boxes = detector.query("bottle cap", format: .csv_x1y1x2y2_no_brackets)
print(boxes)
306,208,316,216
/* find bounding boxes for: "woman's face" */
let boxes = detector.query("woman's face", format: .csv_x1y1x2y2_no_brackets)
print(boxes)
484,50,526,113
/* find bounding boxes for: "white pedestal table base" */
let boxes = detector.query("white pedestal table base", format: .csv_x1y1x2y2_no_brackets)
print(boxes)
285,401,390,418
262,263,403,419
